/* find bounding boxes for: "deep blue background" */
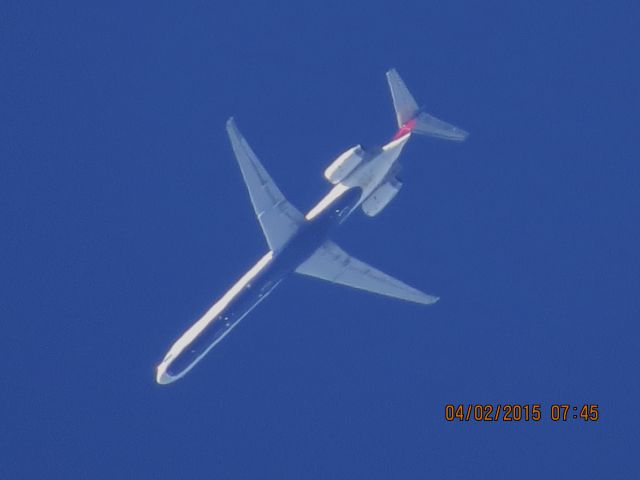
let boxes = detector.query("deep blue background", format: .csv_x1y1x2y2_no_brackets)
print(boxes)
2,1,638,477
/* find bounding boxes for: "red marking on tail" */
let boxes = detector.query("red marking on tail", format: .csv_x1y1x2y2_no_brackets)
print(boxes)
392,118,417,140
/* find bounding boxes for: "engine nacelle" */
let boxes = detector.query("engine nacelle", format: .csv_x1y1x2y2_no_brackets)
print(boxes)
324,145,364,184
361,178,403,217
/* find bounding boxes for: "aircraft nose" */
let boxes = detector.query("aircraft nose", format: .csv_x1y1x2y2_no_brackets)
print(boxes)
155,363,174,385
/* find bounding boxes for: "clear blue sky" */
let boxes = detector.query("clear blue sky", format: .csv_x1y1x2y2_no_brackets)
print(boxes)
2,1,638,478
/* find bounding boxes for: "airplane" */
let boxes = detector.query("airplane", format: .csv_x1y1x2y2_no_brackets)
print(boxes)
156,69,468,384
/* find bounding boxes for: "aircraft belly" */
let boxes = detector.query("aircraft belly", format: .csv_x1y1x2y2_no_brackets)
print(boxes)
160,210,341,381
164,259,287,379
165,279,279,378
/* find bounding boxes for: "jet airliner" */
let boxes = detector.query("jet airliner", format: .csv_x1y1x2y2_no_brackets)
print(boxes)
156,69,468,384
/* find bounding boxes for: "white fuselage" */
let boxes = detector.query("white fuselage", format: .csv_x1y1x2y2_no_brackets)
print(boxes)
156,133,411,384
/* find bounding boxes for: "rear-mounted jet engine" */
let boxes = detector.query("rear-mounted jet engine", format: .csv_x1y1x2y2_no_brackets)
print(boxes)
361,177,403,216
324,145,364,184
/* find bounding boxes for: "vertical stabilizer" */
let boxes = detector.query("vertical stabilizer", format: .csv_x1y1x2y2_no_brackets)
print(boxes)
386,68,419,128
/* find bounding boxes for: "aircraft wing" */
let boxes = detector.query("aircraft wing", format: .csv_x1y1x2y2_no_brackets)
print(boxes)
226,118,305,252
295,240,439,305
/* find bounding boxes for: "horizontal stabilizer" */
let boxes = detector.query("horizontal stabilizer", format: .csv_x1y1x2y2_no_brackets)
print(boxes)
226,118,305,252
412,111,469,141
296,240,438,305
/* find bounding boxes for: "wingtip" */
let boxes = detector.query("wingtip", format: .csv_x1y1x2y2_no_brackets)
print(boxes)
226,117,243,140
422,294,440,305
455,129,470,142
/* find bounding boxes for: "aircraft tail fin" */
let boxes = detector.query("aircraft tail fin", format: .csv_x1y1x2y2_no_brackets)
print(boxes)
386,68,469,142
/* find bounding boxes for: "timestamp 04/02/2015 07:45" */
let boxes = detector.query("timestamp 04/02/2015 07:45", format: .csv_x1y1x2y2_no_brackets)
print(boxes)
444,404,599,422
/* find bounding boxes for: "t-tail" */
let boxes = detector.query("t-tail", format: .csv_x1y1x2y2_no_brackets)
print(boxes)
387,68,469,141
